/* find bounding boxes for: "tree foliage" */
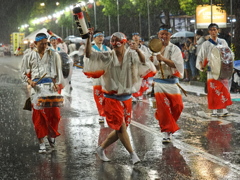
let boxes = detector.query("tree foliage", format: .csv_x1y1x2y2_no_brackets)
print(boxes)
1,0,240,59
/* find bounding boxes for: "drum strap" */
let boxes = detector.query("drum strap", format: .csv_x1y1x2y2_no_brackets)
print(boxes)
33,78,53,84
208,38,221,46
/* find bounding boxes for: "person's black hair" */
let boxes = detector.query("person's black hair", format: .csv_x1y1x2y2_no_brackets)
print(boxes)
196,30,203,36
159,24,170,30
208,23,219,29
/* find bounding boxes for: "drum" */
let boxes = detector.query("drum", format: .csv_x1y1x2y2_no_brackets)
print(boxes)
37,95,64,108
209,46,233,80
58,52,71,79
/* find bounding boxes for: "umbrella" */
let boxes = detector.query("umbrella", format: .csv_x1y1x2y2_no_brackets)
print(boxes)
65,35,82,43
171,31,195,38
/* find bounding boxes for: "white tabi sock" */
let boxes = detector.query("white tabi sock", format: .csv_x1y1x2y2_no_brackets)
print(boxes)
212,109,218,114
96,146,110,162
222,109,229,114
130,151,140,165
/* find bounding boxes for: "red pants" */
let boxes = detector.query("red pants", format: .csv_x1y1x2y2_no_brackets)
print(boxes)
207,79,232,109
102,97,132,130
32,107,61,139
155,92,183,133
93,85,105,116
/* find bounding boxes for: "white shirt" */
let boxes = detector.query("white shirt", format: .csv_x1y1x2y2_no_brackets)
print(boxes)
152,42,184,79
84,48,154,95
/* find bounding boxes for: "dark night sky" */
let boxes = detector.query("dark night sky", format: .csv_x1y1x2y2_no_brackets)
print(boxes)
0,0,35,44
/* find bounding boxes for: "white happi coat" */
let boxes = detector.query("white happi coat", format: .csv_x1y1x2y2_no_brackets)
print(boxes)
91,44,111,86
152,42,184,79
21,49,65,106
84,48,155,95
50,46,73,96
196,37,233,80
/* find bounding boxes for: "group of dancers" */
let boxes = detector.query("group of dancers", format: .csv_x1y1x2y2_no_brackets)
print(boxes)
20,22,233,165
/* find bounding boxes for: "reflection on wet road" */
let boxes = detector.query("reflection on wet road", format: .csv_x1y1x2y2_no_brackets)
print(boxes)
1,56,240,179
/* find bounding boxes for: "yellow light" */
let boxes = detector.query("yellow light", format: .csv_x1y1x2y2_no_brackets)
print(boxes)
56,2,60,6
40,3,45,6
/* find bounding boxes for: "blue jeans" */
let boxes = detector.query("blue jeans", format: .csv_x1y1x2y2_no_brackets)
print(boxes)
188,53,197,77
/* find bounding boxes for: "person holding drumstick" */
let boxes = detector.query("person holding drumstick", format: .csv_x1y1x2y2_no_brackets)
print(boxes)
196,23,233,117
84,29,156,164
21,33,65,153
149,24,184,143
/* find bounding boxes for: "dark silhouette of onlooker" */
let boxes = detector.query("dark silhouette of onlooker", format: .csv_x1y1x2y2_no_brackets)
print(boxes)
186,37,198,80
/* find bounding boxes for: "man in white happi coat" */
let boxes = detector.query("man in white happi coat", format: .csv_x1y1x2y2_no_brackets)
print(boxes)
196,23,233,116
21,33,65,153
50,35,73,96
150,24,184,143
84,30,156,164
90,30,111,123
130,32,153,101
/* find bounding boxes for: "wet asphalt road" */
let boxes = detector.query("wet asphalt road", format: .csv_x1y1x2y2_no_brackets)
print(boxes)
0,56,240,180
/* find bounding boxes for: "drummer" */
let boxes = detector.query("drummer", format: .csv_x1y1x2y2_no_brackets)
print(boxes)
196,23,233,116
149,24,184,143
50,35,73,95
21,33,65,153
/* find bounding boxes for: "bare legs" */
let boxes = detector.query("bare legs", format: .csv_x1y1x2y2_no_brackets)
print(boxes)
38,138,44,144
97,123,140,164
101,123,133,153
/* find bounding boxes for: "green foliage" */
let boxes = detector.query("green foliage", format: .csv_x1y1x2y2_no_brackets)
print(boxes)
199,70,207,82
178,0,209,15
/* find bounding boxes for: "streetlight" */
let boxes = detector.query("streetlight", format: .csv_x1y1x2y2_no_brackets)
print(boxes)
147,0,150,38
89,0,97,29
108,15,111,35
230,0,233,43
117,0,119,31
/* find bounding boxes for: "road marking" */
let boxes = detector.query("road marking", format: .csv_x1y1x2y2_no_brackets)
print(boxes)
131,120,240,175
3,65,19,72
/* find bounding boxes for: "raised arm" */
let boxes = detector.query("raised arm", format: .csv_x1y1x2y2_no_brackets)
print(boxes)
85,28,94,58
130,41,145,64
85,35,92,58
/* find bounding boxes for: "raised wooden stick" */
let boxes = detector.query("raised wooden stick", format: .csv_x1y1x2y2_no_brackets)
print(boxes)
159,62,165,79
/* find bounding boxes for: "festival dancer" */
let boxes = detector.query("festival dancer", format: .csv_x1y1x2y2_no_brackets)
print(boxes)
84,30,156,164
130,32,151,102
50,35,73,95
21,33,65,153
196,23,233,116
150,24,184,143
91,30,111,123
